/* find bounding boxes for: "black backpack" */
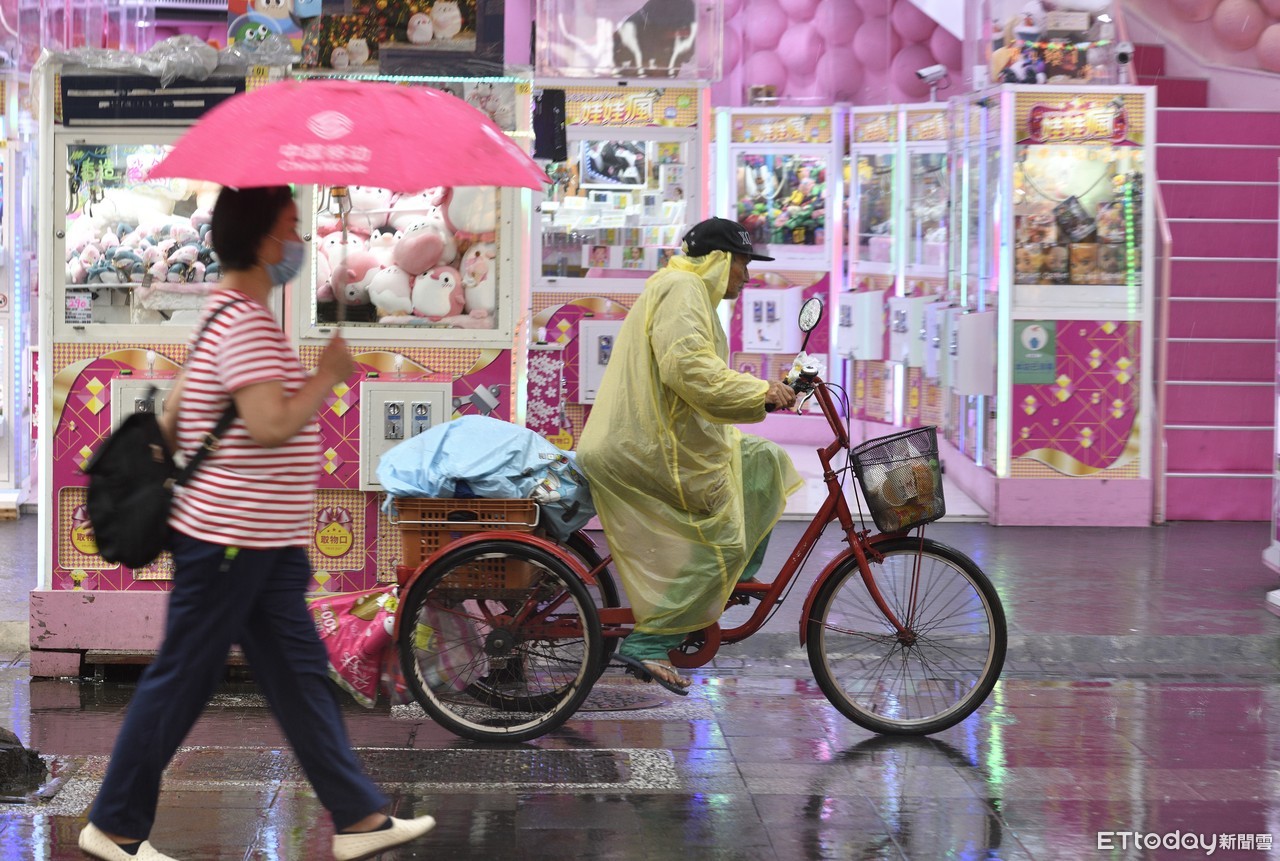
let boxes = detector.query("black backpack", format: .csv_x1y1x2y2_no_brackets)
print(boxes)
83,299,244,568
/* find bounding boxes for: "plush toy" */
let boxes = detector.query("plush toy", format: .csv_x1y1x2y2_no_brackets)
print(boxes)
166,244,205,283
408,12,433,43
447,186,498,238
388,187,451,230
330,248,380,305
431,0,463,39
459,241,497,316
367,265,414,319
367,229,400,268
392,219,449,275
412,265,464,321
347,37,370,66
346,185,393,235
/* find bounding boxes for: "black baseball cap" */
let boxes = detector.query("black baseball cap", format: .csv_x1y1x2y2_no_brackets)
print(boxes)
681,217,774,262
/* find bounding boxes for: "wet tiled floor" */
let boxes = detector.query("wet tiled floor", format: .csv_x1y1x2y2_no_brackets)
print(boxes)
1,517,1279,859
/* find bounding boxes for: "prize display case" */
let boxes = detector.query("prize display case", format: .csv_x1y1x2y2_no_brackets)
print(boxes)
948,84,1155,526
527,83,708,450
843,105,951,432
714,107,844,426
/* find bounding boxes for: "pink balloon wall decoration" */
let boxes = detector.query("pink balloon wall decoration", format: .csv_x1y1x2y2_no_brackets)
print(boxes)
929,26,963,69
742,50,789,91
778,25,825,76
816,48,865,100
813,0,865,43
777,0,822,23
722,23,743,74
745,0,789,51
853,16,902,71
1213,0,1269,50
890,43,939,101
1258,22,1280,69
856,0,894,17
1169,0,1220,21
891,0,938,43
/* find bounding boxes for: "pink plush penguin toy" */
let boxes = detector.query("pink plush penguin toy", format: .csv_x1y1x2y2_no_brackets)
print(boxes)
411,265,464,321
330,248,380,306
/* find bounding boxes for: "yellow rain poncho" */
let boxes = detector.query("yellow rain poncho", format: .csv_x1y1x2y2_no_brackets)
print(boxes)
576,251,803,636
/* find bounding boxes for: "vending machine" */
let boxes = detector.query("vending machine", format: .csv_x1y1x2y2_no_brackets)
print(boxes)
948,84,1155,526
527,82,709,449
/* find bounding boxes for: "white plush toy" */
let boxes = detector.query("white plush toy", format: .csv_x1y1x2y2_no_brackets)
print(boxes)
347,37,370,66
346,185,392,235
412,265,464,321
431,0,463,39
367,265,414,320
408,12,433,44
447,186,498,237
367,229,400,268
460,241,497,316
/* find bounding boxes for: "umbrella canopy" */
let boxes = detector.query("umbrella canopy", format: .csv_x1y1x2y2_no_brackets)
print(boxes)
146,77,548,192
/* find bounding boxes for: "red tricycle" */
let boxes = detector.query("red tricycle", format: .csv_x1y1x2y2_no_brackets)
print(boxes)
391,298,1006,743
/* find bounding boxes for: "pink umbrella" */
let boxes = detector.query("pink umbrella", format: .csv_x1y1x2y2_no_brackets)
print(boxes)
146,77,548,192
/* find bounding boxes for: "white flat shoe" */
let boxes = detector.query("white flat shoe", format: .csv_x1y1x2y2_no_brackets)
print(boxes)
333,815,436,861
79,822,179,861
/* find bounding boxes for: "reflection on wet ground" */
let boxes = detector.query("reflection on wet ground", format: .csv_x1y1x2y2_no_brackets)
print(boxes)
0,520,1277,859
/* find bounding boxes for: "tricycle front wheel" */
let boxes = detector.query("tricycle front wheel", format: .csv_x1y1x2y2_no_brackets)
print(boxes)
397,539,603,743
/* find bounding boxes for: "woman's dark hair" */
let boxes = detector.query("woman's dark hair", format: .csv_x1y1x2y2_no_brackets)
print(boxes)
209,185,294,272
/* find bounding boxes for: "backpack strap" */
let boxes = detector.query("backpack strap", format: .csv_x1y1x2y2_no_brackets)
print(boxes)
166,297,250,487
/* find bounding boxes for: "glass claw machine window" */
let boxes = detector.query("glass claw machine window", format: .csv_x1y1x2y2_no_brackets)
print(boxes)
717,108,840,273
54,137,246,342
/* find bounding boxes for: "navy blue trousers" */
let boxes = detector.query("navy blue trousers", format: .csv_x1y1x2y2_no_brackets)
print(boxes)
90,532,388,837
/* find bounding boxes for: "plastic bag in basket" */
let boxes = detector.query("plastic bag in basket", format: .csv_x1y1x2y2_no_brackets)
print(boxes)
307,587,398,708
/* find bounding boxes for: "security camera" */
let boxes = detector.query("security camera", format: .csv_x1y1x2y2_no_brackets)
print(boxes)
915,64,948,84
1114,41,1134,65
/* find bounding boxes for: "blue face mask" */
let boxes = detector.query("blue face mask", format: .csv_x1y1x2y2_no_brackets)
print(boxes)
265,238,306,285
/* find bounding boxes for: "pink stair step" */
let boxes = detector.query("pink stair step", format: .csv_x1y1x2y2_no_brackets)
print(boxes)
1158,109,1280,145
1166,299,1277,339
1167,219,1277,259
1164,475,1270,521
1157,146,1280,183
1159,181,1279,219
1163,385,1272,425
1164,340,1274,382
1165,427,1272,473
1169,259,1279,298
1138,75,1209,108
1133,44,1166,77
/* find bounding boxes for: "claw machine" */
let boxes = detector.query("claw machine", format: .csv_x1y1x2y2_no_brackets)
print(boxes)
31,62,257,675
527,82,709,449
948,84,1155,526
713,106,845,434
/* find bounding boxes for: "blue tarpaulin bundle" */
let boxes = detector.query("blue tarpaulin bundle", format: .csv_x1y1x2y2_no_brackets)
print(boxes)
377,415,595,540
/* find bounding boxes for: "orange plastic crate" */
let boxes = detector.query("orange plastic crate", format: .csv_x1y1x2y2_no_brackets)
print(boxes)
393,498,541,596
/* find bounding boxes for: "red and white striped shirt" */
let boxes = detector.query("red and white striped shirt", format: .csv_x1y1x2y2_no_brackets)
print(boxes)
169,291,321,548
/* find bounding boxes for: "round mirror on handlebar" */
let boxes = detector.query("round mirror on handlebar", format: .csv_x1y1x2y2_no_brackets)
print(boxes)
798,297,823,333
